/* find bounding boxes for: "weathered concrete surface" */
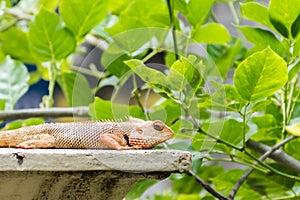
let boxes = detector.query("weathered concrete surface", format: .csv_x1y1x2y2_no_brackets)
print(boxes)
0,149,192,200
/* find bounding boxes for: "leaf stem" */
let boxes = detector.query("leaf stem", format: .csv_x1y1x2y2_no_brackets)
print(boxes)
228,1,240,25
44,62,57,108
166,0,179,59
241,104,249,149
141,49,159,63
71,65,106,79
132,73,145,114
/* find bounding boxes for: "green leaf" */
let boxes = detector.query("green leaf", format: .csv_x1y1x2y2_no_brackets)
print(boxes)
29,9,76,61
0,56,29,110
124,59,171,91
203,119,246,148
89,97,144,120
269,17,289,38
170,119,194,139
170,173,203,194
183,0,215,27
241,2,273,28
213,169,262,199
38,0,59,10
0,100,5,111
191,154,203,174
288,61,300,80
247,165,296,197
1,27,36,63
150,99,181,125
269,0,300,38
102,54,131,78
3,118,45,130
286,123,300,136
239,26,286,56
60,0,108,40
168,56,204,106
107,0,169,35
234,48,287,102
250,100,272,113
291,14,300,38
251,114,281,141
207,38,246,77
192,23,231,44
57,72,93,107
293,36,300,57
125,179,157,200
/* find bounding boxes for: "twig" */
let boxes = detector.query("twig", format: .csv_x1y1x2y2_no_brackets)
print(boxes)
85,34,109,51
0,107,90,120
188,170,228,200
4,8,34,21
246,139,300,173
166,0,179,60
228,136,297,200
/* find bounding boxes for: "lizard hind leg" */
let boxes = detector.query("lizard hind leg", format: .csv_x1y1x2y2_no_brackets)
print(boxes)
16,134,56,149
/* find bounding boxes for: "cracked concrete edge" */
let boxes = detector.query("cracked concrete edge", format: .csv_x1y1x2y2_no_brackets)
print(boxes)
0,149,192,172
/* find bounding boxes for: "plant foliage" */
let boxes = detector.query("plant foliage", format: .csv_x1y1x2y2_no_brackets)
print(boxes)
1,0,300,199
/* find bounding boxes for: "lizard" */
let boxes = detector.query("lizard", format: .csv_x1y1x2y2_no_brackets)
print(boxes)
0,117,174,150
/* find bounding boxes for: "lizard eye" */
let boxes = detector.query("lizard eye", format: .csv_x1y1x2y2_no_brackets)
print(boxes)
153,121,164,131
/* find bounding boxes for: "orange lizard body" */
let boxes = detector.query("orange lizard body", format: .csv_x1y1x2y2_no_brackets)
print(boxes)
0,118,174,150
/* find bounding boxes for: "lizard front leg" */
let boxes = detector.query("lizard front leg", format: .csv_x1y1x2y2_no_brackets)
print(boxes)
100,134,137,150
16,134,56,148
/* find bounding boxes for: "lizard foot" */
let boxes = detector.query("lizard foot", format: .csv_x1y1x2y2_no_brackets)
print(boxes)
16,134,56,149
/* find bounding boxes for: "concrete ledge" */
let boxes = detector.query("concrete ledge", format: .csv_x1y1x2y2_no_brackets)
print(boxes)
0,149,192,172
0,149,192,200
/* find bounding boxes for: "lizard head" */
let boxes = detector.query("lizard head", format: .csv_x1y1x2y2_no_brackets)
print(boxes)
126,118,174,149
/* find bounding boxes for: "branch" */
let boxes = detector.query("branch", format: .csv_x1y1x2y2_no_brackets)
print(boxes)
85,34,109,51
0,107,90,120
246,139,300,173
228,136,297,200
4,8,34,20
188,170,228,200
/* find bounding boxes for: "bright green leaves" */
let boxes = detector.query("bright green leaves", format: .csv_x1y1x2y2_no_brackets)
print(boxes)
269,0,300,38
125,55,204,107
60,0,108,40
182,0,215,27
192,23,231,44
234,48,287,102
286,123,300,136
238,26,286,56
241,2,273,28
89,97,144,120
242,0,300,39
1,27,36,63
0,57,29,110
107,0,169,35
29,9,76,61
57,72,93,107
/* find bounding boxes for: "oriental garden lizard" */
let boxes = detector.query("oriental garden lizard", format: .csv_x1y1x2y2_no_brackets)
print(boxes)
0,117,174,150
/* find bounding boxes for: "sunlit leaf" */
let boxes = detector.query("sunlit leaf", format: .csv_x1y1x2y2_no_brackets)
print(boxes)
89,97,144,120
192,23,231,44
1,27,36,63
57,72,93,107
234,48,287,102
286,123,300,136
29,9,76,61
269,0,300,38
0,56,29,110
60,0,108,39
